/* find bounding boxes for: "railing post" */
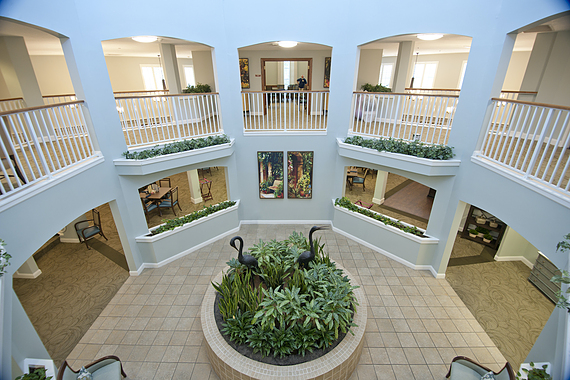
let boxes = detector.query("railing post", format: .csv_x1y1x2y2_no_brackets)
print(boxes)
524,108,553,179
23,112,51,179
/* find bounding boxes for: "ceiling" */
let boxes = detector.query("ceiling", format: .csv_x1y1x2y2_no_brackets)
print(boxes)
0,13,568,58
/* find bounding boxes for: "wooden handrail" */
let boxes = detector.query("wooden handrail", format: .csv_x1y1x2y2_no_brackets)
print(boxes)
405,87,460,92
114,92,219,99
0,100,84,117
113,90,169,94
500,90,538,94
0,97,24,102
43,94,76,98
491,97,570,111
353,91,459,98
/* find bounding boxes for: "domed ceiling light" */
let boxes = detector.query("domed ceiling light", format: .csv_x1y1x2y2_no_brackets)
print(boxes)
277,41,298,48
417,33,444,41
132,36,158,43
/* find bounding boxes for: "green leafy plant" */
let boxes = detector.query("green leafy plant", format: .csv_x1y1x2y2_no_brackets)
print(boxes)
551,233,570,310
150,201,236,235
182,82,212,93
516,362,551,380
122,134,230,160
469,229,478,235
483,234,493,240
476,226,490,235
361,83,392,93
15,368,52,380
0,239,11,278
344,135,454,160
335,197,426,237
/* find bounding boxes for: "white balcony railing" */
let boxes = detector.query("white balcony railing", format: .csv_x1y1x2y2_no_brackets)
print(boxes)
0,101,99,198
0,98,26,112
349,92,458,145
242,91,328,133
115,93,223,149
405,88,461,96
477,98,570,198
499,90,538,102
114,90,169,97
43,94,77,105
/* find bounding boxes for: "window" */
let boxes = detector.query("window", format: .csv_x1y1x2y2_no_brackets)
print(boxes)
141,65,165,91
283,61,291,89
379,63,393,88
184,65,196,87
412,62,437,88
458,60,467,89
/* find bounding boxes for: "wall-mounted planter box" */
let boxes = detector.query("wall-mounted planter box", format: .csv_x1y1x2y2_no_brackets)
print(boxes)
135,200,240,265
113,139,234,176
332,200,439,267
337,138,460,176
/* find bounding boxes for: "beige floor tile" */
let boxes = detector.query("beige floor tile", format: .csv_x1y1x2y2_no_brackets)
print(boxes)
386,348,408,365
403,347,425,365
391,364,414,380
410,364,435,380
419,347,443,365
356,364,378,379
374,364,396,380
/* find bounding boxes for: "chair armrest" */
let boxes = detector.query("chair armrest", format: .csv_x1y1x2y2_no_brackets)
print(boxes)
85,355,126,378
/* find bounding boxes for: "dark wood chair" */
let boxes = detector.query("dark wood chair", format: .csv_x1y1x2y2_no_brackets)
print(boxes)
57,355,127,380
141,198,159,221
446,356,515,380
74,209,108,249
158,186,182,216
157,177,171,187
352,168,369,191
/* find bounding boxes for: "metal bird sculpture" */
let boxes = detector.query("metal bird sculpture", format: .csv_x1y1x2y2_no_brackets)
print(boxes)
297,225,330,268
230,236,258,270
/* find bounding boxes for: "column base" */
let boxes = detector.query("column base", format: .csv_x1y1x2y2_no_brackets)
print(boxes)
191,196,203,204
372,197,385,205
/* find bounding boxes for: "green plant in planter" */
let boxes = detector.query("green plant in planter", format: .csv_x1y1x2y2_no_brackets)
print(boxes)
475,226,489,235
360,83,391,93
516,362,551,380
344,135,454,160
151,200,236,235
122,134,230,160
551,233,570,310
469,229,478,236
483,234,493,241
182,82,212,93
15,368,52,380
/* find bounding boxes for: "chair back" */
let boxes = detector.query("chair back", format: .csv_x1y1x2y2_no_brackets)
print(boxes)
158,177,171,187
92,208,101,228
363,168,369,179
171,186,179,204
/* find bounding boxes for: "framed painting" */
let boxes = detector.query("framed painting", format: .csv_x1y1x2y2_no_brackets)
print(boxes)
258,151,284,199
323,57,331,88
240,58,250,89
287,151,313,199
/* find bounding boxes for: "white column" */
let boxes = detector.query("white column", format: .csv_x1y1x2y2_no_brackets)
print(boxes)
372,170,388,205
160,43,182,94
187,170,203,204
0,36,43,106
392,41,415,93
13,257,41,279
357,49,383,90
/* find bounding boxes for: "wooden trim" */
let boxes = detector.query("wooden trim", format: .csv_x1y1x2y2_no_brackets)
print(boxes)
113,90,169,94
0,97,24,102
42,94,76,98
405,88,460,92
353,91,459,98
491,97,570,111
241,90,329,94
0,100,84,116
500,90,538,94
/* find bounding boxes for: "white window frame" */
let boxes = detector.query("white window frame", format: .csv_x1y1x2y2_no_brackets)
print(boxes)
183,65,196,88
379,63,394,88
140,64,165,91
413,61,438,89
458,60,468,89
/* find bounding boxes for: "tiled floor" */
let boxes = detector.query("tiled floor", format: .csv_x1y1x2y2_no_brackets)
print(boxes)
66,224,507,380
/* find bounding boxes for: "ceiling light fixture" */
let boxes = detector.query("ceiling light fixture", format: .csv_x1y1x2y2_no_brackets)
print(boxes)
417,33,444,41
132,36,158,43
277,41,298,48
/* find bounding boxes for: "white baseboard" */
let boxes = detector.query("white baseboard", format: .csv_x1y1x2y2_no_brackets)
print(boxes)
372,197,385,205
13,269,42,279
331,225,439,278
59,237,80,243
494,255,534,269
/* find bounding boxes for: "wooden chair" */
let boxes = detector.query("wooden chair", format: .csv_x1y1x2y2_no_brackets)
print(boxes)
141,198,159,221
158,186,182,216
57,355,126,380
352,168,369,191
74,209,108,249
446,356,515,380
158,177,171,187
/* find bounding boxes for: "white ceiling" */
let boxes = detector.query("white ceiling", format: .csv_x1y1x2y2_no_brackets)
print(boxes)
0,13,568,58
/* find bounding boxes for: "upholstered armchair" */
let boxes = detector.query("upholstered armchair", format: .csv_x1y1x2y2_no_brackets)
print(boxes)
446,356,516,380
74,209,107,249
56,355,126,380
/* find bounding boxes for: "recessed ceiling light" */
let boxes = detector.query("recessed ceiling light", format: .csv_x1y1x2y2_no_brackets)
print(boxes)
417,33,444,41
132,36,158,43
277,41,298,48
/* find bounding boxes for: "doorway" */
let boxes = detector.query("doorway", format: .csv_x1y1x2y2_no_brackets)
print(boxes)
261,58,313,115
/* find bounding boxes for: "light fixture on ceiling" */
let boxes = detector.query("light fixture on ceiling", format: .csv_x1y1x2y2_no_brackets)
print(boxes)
277,41,298,48
417,33,444,41
132,36,158,43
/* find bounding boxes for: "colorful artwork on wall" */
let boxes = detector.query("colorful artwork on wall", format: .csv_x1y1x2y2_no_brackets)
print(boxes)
240,58,250,89
258,151,284,199
324,57,331,88
287,151,313,199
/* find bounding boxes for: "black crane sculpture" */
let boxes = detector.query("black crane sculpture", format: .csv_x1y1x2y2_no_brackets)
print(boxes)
230,236,258,270
297,225,330,268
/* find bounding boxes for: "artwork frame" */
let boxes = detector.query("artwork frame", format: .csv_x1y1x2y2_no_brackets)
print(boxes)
287,151,313,199
323,57,331,88
258,151,284,199
240,58,250,89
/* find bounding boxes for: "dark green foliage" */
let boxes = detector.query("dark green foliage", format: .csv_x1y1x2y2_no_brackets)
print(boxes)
344,135,454,160
335,197,426,237
213,231,359,358
516,362,552,380
361,83,392,92
182,82,212,93
551,233,570,310
122,134,230,160
151,201,236,235
475,226,489,234
15,368,52,380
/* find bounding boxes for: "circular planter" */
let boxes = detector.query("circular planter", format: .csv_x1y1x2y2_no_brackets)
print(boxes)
201,264,367,380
